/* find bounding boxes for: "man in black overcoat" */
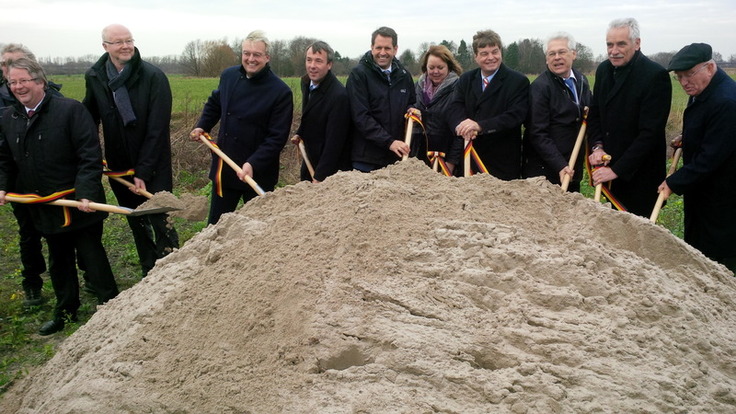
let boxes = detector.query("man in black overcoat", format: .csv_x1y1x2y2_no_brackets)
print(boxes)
587,17,672,217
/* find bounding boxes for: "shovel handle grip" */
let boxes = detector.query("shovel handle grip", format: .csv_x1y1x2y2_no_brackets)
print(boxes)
110,176,154,199
402,117,414,161
297,140,315,180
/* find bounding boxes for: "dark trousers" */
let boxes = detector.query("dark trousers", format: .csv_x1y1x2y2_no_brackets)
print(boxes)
44,221,118,320
208,185,258,225
110,179,179,276
12,203,46,291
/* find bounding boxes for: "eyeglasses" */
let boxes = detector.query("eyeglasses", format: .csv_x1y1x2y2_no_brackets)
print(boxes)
104,39,135,47
8,78,38,87
242,52,265,59
674,62,709,82
546,49,571,58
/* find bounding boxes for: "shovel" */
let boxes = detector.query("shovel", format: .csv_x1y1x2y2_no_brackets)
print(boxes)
593,154,612,202
561,106,589,192
108,175,155,199
649,147,683,223
5,195,178,216
291,135,315,180
199,134,265,196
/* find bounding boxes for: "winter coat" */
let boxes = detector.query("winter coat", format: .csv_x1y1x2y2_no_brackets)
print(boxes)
522,68,592,187
83,48,173,193
446,64,529,180
296,71,351,181
196,64,293,192
587,50,672,216
347,51,416,168
666,68,736,260
0,93,107,234
413,71,461,165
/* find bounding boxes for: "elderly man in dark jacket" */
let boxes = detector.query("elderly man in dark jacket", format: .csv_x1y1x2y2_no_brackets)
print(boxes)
84,24,178,277
347,26,416,172
191,30,293,224
523,32,592,192
0,58,118,335
292,41,351,182
587,18,672,217
659,43,736,273
447,29,529,180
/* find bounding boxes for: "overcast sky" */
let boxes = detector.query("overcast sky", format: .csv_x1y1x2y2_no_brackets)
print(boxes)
1,0,734,64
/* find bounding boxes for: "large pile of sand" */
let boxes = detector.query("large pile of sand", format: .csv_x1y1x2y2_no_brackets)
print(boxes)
2,160,735,413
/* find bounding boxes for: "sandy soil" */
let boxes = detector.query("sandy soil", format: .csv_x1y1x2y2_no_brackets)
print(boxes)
2,160,735,413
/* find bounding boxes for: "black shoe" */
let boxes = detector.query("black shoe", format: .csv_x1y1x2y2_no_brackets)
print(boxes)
23,288,45,307
38,319,65,336
82,284,97,296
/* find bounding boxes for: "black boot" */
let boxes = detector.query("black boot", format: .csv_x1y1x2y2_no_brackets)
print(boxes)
38,313,77,336
23,288,45,307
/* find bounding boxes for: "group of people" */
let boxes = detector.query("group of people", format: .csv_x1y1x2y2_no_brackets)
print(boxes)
1,18,734,335
0,24,179,335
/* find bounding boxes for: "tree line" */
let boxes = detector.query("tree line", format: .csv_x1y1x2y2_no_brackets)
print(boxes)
27,37,736,78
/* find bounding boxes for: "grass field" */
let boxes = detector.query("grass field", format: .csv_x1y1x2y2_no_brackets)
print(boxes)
0,71,706,393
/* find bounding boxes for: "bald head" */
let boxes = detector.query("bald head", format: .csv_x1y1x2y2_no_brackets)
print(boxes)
102,24,132,42
101,24,135,70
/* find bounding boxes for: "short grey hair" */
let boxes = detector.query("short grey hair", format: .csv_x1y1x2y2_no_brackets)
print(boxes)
7,57,48,88
544,32,576,54
1,43,37,63
307,41,334,63
608,17,640,43
244,30,270,55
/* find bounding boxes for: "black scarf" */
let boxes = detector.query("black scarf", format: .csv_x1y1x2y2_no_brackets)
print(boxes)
106,58,136,126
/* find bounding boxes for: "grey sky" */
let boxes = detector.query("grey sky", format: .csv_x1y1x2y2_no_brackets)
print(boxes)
1,0,734,64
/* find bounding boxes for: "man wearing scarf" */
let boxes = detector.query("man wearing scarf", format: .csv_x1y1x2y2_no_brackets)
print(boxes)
84,24,179,277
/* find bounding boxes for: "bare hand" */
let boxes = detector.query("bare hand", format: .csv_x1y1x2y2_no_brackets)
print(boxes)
131,177,147,195
456,119,481,140
389,140,410,158
190,128,205,141
592,166,617,185
559,166,574,184
0,191,6,206
670,134,683,149
237,162,254,181
407,107,422,120
588,148,610,166
657,180,673,200
291,134,301,145
78,198,94,213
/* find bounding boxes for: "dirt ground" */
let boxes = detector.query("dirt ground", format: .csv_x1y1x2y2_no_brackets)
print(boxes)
1,160,735,413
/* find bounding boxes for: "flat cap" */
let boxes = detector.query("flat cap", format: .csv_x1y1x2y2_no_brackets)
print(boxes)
668,43,712,71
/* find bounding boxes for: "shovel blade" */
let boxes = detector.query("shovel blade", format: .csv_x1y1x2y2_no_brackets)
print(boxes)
127,206,182,217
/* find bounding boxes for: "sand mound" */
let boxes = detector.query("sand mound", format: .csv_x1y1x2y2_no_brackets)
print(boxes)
2,160,735,413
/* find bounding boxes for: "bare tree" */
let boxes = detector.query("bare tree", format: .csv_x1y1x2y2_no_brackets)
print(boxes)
181,40,204,77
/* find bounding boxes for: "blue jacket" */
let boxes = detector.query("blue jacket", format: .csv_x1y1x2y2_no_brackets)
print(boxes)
196,64,293,191
666,68,736,259
347,51,415,167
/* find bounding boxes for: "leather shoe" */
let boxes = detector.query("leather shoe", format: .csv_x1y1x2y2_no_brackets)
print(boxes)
23,288,45,307
38,319,65,336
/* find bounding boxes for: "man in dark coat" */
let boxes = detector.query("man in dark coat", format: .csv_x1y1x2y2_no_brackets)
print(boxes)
191,30,293,224
84,24,178,277
523,32,592,192
292,41,351,182
0,58,118,335
447,29,529,180
587,18,672,217
347,26,416,172
1,44,57,307
659,43,736,273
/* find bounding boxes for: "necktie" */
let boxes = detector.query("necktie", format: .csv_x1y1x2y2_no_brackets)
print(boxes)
27,110,35,118
309,84,317,92
482,77,489,91
383,69,391,82
564,77,578,104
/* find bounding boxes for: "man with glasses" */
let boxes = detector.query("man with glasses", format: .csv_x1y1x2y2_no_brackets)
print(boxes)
83,24,179,277
523,32,592,192
1,44,64,308
190,30,292,224
586,17,672,217
0,58,118,335
658,43,736,274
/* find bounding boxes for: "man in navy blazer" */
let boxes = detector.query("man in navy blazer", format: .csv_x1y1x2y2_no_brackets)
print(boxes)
292,41,351,182
447,29,529,180
587,18,671,217
191,30,293,224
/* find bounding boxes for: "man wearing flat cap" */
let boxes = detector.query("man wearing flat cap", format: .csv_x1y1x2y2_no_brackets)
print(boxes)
658,43,736,274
